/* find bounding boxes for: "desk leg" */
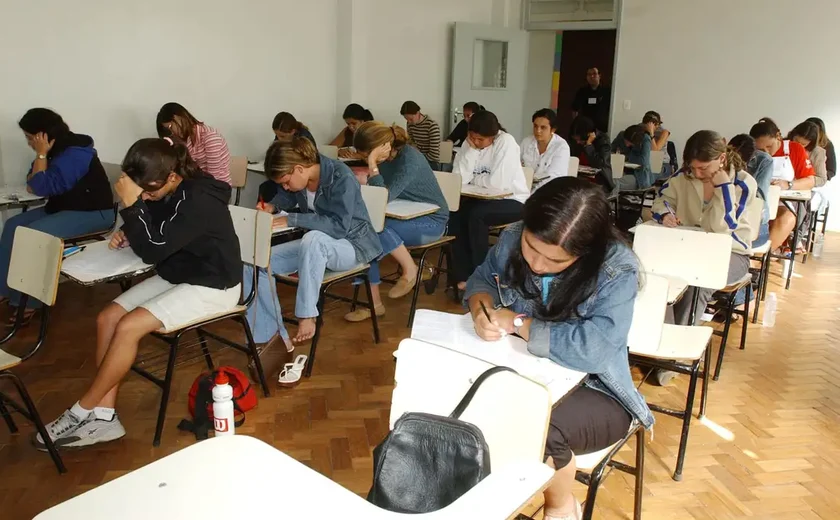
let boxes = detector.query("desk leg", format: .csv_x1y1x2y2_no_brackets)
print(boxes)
786,201,802,290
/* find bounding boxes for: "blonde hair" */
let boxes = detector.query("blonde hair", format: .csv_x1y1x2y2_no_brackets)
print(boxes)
683,130,746,174
264,136,319,180
353,121,412,155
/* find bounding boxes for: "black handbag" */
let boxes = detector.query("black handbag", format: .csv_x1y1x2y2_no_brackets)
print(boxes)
367,366,515,513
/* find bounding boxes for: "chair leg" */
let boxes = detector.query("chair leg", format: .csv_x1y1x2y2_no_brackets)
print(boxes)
240,317,270,397
407,249,431,329
444,245,459,303
350,284,360,312
699,342,712,419
364,274,381,343
0,395,18,433
713,293,736,381
581,463,608,520
197,329,214,370
633,428,645,520
740,283,751,350
752,254,768,324
424,247,446,295
4,373,65,473
153,338,180,447
304,289,327,378
673,359,700,481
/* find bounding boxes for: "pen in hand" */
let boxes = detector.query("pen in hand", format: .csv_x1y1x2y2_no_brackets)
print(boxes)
480,301,506,337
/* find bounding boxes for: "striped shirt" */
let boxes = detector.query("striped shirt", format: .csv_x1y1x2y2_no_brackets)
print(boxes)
407,115,441,163
188,123,231,185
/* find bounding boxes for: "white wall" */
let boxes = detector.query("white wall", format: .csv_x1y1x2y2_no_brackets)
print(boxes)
521,31,557,138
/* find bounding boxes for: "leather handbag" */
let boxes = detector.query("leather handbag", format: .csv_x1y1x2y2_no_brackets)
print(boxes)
367,366,515,513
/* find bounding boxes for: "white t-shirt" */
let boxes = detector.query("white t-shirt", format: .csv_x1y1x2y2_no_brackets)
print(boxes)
306,189,317,211
453,132,529,203
520,134,572,191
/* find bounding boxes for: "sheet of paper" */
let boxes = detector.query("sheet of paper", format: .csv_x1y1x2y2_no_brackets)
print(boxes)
386,200,440,217
410,310,582,387
461,185,512,198
578,166,600,175
0,186,44,203
272,212,294,234
61,241,152,283
247,163,265,173
780,189,812,200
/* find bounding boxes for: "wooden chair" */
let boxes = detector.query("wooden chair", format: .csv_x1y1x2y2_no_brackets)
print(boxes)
320,145,339,160
0,228,66,473
130,206,272,446
277,185,386,377
610,153,625,179
568,156,580,178
631,226,732,481
439,141,454,166
229,156,248,205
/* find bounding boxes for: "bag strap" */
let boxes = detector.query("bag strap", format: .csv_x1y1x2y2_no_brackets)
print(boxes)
449,366,516,420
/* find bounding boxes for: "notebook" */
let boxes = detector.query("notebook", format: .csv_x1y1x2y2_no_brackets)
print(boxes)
385,200,440,219
61,240,152,284
410,310,585,389
461,185,512,199
272,211,294,234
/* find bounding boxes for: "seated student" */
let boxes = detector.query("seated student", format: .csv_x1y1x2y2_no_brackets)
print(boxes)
806,117,836,180
400,101,442,169
344,122,449,322
465,177,652,520
653,130,762,326
568,115,614,192
611,110,670,154
328,103,374,156
157,103,231,185
34,137,241,450
618,124,654,191
749,119,816,253
788,121,827,187
729,134,772,248
445,101,483,147
246,138,381,362
520,108,571,192
451,110,529,290
0,108,114,317
272,112,317,147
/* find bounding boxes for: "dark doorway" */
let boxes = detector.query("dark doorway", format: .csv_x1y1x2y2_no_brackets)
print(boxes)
556,29,617,139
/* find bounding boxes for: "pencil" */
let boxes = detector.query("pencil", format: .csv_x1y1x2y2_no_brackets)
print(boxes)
479,301,492,322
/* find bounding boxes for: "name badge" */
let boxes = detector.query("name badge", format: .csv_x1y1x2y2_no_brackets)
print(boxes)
588,97,597,105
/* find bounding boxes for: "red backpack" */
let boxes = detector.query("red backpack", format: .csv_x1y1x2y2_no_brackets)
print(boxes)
177,366,258,440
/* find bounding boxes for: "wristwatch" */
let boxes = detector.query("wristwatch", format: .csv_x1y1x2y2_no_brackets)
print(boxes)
513,314,527,335
36,154,47,160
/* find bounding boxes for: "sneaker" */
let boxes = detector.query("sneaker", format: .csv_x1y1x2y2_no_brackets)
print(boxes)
34,410,126,451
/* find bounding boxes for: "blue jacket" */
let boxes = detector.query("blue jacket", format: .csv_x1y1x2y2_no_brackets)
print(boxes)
748,151,773,227
262,155,382,263
464,222,654,428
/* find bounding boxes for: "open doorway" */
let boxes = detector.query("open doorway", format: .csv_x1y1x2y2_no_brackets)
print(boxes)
554,29,617,139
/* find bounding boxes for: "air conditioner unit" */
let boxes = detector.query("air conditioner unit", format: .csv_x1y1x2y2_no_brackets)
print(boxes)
523,0,618,30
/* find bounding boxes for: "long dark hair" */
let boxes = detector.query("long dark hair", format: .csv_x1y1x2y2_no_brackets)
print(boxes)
787,121,820,151
505,177,627,321
272,112,308,133
19,108,75,158
342,103,373,122
806,117,830,148
121,138,205,190
156,102,201,141
468,110,506,136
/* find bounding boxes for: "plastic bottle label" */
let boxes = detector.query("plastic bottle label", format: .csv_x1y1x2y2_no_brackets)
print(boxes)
214,417,229,433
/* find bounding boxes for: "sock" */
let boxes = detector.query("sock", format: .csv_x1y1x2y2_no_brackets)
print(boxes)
94,407,115,421
70,401,93,419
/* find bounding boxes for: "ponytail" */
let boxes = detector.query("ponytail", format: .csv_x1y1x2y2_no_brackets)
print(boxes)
272,112,308,134
353,121,411,155
264,135,320,180
121,137,205,189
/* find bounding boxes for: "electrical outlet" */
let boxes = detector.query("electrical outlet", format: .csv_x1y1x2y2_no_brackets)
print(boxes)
623,100,632,110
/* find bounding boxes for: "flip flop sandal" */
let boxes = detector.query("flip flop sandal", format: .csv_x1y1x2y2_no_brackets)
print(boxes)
278,355,308,388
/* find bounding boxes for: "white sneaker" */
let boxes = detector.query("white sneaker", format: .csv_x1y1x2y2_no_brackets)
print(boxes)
34,409,126,451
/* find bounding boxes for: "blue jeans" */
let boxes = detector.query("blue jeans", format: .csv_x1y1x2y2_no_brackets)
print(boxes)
244,230,358,343
732,220,771,306
369,216,447,284
0,207,114,308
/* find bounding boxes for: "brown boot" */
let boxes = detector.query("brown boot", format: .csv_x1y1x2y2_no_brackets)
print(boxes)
248,334,290,382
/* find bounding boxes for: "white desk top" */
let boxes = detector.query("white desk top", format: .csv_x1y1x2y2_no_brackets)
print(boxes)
386,200,440,220
578,165,600,176
461,185,512,200
0,185,45,207
246,162,264,173
780,189,812,201
625,163,641,170
36,435,553,520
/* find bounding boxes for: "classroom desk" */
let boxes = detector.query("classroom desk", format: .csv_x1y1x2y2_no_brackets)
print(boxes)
246,162,264,174
777,189,813,290
0,186,45,210
386,200,440,220
61,240,153,286
461,185,512,200
625,163,641,170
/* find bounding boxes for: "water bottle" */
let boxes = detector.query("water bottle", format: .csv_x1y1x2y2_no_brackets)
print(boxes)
813,232,824,258
212,372,235,436
762,292,777,328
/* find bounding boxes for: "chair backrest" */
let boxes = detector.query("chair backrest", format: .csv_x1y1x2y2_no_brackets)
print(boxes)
361,185,389,233
320,145,339,160
567,156,580,177
439,141,454,165
228,205,272,268
767,184,782,220
627,273,668,355
633,224,732,290
522,166,534,191
229,156,248,189
101,161,122,200
434,170,462,212
610,153,625,179
649,150,665,174
391,339,552,469
8,228,63,307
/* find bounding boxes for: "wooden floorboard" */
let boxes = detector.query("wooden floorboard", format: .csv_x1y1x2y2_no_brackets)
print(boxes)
2,238,840,519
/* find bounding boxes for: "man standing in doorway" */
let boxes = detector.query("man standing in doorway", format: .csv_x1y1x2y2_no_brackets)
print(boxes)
571,67,611,133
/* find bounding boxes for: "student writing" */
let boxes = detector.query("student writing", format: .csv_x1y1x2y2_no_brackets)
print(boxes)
400,101,441,168
157,102,232,185
329,103,374,156
272,112,317,148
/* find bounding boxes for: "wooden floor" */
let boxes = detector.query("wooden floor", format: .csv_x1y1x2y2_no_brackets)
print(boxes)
2,237,840,520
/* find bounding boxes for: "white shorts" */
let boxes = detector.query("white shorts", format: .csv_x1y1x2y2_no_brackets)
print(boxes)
113,275,241,332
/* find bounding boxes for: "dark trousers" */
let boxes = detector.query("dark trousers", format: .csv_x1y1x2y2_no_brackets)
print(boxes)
449,197,524,283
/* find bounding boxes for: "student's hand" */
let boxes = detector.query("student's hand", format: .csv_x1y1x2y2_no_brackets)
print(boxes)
257,201,275,214
586,132,596,146
472,307,516,341
338,147,354,158
115,174,144,207
711,169,731,186
109,230,128,250
661,214,680,228
367,142,392,168
32,132,54,156
771,179,792,190
273,216,288,228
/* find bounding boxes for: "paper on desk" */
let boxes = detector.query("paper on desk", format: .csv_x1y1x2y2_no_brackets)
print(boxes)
386,200,440,217
272,212,293,233
578,166,600,175
61,241,152,283
410,310,577,387
461,185,511,198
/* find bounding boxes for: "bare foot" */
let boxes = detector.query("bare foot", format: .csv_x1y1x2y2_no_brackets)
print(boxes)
294,318,317,344
457,282,467,291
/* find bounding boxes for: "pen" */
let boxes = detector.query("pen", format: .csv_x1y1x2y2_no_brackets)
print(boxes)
663,200,676,217
479,301,492,322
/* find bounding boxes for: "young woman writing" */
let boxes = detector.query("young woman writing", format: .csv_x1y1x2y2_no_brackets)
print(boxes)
445,101,483,147
0,109,114,319
329,103,374,156
465,177,652,520
451,110,529,289
520,108,571,192
568,116,614,192
343,122,449,322
35,137,241,450
245,138,381,357
787,121,827,188
400,101,442,168
156,102,231,185
806,117,836,181
272,112,317,147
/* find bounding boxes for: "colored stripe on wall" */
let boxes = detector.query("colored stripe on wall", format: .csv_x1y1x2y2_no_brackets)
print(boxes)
550,32,563,110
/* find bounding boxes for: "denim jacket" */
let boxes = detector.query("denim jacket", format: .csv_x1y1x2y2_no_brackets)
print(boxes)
262,155,382,263
463,222,654,428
